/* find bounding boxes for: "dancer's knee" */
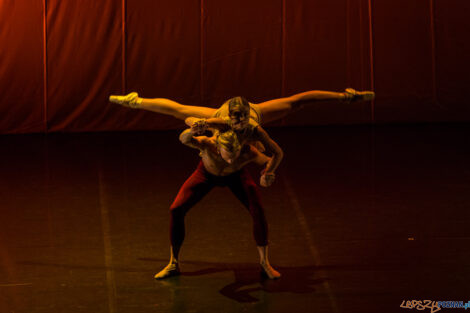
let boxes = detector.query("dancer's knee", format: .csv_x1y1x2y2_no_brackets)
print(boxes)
170,204,187,220
245,184,262,206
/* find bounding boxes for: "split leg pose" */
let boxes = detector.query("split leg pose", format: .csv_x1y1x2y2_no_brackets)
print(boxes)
109,88,374,124
155,126,281,280
109,90,371,184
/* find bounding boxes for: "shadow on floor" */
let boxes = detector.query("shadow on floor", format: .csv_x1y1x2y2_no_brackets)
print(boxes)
142,258,326,303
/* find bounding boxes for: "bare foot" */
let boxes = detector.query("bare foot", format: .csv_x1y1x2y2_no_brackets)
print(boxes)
154,263,180,280
260,262,281,279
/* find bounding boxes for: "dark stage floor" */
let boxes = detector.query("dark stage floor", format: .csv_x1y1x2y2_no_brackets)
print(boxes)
1,124,469,313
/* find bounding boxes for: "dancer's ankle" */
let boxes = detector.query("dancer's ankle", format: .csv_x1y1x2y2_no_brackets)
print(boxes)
134,97,143,108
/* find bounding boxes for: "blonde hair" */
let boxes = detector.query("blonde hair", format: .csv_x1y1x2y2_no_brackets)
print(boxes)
216,130,241,153
228,96,250,115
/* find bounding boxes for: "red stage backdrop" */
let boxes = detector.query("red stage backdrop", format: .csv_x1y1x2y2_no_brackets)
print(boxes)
0,0,469,133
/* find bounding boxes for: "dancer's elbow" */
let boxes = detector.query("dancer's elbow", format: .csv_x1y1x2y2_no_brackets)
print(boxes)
179,129,193,144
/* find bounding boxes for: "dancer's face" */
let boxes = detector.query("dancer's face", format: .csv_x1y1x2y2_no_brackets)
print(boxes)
229,110,249,130
219,147,241,164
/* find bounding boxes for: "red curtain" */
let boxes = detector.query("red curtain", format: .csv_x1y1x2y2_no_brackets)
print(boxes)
283,0,373,125
46,0,123,132
0,0,45,133
0,0,469,134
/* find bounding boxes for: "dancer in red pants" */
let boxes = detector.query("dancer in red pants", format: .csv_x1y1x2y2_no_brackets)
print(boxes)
154,121,281,280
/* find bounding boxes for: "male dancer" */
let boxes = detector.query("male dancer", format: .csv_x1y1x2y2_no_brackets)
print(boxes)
155,121,281,280
182,97,284,186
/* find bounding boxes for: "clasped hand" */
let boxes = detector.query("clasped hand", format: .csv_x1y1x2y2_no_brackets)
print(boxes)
190,119,208,134
260,172,275,187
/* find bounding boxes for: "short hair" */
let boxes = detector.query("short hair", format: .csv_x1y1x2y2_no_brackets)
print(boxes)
216,130,241,153
228,96,250,115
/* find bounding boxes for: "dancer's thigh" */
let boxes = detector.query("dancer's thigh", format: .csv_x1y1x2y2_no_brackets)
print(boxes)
180,106,217,119
257,100,301,124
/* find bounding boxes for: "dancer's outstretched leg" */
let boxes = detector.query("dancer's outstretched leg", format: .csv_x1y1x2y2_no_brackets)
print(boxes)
257,88,375,124
110,92,216,120
110,88,374,124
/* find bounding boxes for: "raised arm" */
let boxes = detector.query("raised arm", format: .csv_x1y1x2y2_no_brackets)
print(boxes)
179,125,209,150
184,117,231,132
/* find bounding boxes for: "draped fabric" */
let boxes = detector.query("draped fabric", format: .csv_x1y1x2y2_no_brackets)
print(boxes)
0,0,45,133
0,0,469,134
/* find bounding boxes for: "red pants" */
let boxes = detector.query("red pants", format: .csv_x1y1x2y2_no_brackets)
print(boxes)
170,161,268,247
